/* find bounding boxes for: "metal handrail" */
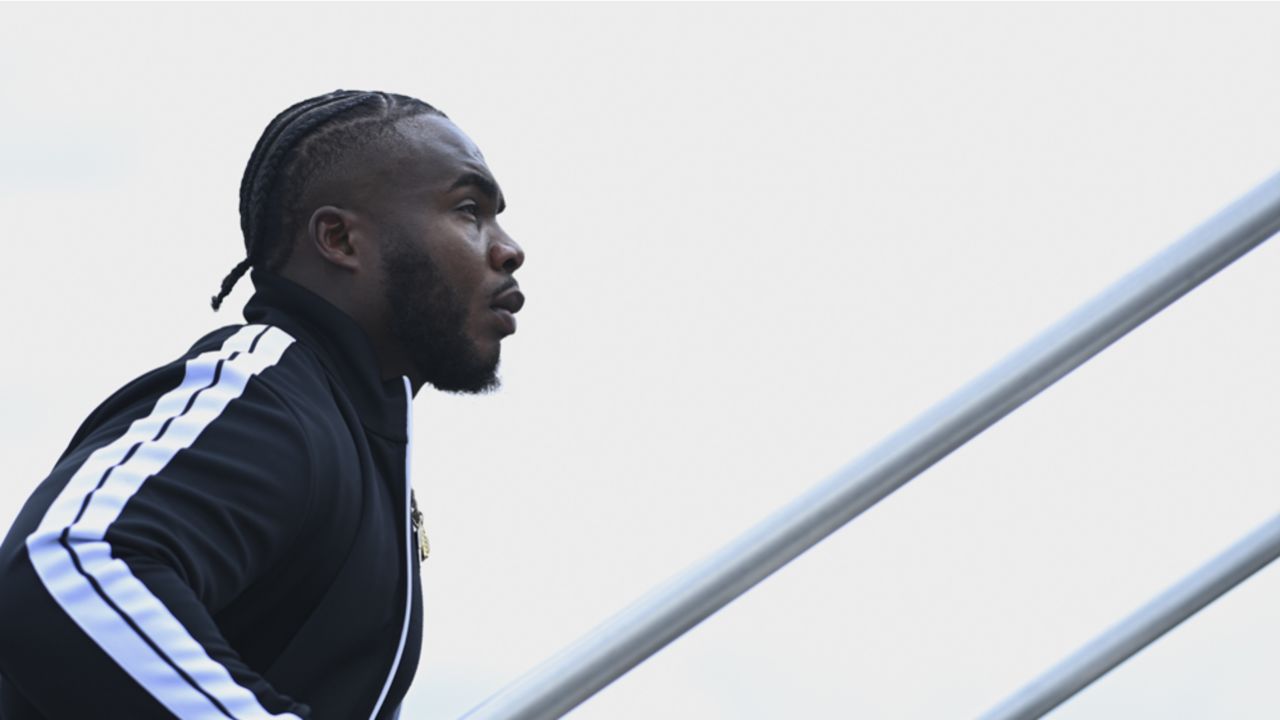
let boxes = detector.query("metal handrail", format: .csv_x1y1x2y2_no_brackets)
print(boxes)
981,514,1280,720
463,171,1280,720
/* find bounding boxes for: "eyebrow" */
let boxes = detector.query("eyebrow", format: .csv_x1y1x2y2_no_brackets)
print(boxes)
448,171,506,213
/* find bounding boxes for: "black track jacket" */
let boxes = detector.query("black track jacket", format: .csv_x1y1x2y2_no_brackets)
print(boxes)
0,271,424,719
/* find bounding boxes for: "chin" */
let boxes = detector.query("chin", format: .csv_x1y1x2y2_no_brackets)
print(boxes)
419,350,502,395
433,372,500,395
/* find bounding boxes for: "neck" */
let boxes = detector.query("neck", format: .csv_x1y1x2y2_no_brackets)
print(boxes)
277,263,420,392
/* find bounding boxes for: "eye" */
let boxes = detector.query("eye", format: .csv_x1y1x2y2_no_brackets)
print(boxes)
457,202,482,224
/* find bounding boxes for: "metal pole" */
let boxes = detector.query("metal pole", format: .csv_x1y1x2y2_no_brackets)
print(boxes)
463,173,1280,720
980,514,1280,720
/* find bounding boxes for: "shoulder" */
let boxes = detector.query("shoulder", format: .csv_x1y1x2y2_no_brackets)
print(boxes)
184,323,354,463
59,323,338,464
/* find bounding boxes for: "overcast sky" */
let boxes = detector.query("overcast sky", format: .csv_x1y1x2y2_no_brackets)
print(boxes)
2,3,1278,719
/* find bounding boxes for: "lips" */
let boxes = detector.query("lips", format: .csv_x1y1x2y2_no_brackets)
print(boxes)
491,286,525,315
490,285,524,336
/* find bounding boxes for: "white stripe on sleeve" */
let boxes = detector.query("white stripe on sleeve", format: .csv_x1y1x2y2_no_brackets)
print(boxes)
26,324,301,720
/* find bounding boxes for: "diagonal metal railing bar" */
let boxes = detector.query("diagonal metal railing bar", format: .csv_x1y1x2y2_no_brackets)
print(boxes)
463,171,1280,720
980,513,1280,720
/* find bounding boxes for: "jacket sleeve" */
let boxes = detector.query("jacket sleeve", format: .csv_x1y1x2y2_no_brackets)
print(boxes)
0,325,313,719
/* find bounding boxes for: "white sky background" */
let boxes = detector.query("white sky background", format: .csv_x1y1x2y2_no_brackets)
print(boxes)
2,3,1278,718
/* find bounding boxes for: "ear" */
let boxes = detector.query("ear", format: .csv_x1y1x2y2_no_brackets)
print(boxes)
307,205,365,272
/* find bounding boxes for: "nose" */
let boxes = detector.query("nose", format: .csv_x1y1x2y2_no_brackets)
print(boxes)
489,230,525,274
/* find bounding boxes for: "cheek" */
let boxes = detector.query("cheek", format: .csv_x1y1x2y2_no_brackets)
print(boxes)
435,244,488,296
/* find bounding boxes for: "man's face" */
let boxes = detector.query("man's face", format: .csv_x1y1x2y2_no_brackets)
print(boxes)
369,114,524,393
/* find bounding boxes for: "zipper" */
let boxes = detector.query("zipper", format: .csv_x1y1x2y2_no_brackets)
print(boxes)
367,377,416,719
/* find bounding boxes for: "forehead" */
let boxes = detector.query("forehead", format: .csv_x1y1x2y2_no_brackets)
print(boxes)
337,114,502,220
384,114,491,190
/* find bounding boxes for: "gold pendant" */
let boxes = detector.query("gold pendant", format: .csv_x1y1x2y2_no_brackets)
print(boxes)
410,491,430,562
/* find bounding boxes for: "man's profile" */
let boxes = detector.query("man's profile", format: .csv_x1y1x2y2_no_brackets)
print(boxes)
0,89,524,719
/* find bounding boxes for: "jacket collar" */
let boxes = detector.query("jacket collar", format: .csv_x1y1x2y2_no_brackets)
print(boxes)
243,269,409,442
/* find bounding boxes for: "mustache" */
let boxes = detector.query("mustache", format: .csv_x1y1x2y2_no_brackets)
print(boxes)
492,278,520,298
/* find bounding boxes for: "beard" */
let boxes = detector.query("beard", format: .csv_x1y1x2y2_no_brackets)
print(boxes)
382,236,500,394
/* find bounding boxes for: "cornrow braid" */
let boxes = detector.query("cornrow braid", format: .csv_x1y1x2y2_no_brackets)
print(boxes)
211,89,445,310
211,258,252,311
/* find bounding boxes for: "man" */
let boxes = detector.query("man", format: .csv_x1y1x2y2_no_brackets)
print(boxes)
0,89,524,718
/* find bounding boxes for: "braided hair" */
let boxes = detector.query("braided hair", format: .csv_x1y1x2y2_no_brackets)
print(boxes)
211,90,445,310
